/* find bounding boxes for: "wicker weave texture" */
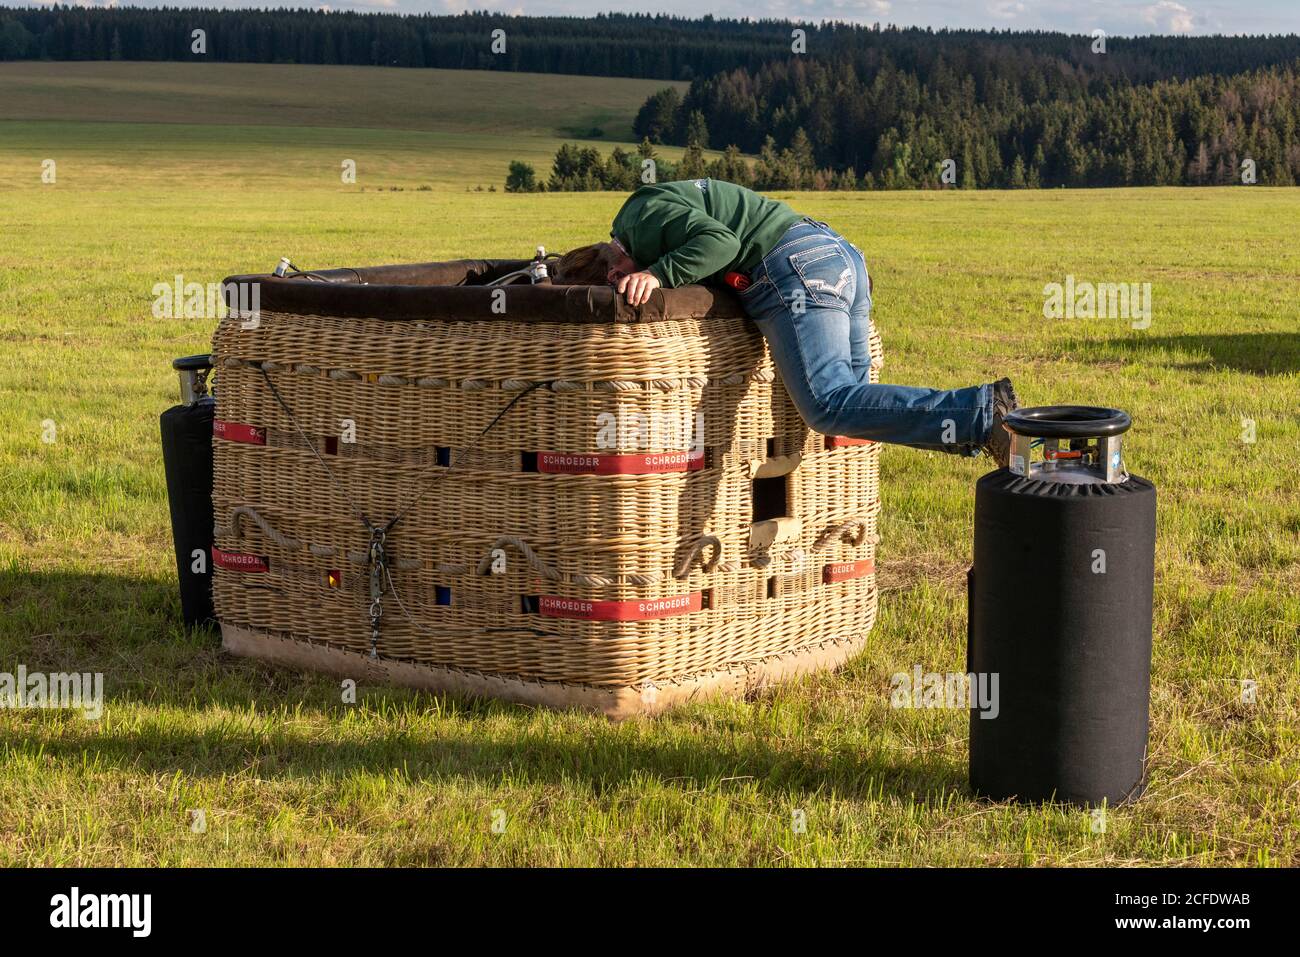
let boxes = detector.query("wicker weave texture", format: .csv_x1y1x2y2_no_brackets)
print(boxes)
211,296,882,711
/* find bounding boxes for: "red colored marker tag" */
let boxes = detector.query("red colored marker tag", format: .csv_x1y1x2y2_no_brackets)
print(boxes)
213,548,269,572
214,420,267,446
825,436,875,449
724,271,752,291
538,592,702,621
823,559,875,584
538,449,705,475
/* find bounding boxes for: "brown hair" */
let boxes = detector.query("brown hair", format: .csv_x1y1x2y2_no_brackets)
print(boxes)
554,242,623,285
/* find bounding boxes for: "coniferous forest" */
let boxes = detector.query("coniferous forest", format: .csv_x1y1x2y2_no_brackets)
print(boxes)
4,7,1300,188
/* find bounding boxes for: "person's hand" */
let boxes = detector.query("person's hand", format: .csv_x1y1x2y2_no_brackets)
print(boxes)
617,270,661,307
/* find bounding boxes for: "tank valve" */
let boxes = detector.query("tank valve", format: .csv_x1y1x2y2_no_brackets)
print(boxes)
173,354,214,405
1005,406,1131,484
529,246,551,284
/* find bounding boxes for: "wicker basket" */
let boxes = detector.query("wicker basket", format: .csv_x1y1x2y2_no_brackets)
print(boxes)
211,259,882,717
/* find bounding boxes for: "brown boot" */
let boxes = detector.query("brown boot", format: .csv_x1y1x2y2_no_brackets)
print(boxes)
982,378,1020,467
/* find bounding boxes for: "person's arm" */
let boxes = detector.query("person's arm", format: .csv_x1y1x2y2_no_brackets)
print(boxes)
643,205,742,287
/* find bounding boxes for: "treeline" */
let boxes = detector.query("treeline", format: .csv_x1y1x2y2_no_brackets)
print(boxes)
9,7,1300,189
642,61,1300,187
507,139,858,193
506,141,754,193
0,8,782,78
5,7,1300,84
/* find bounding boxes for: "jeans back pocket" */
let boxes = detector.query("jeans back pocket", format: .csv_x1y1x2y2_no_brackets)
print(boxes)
787,243,854,308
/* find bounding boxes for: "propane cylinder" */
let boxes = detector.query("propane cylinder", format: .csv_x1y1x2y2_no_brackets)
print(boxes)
969,406,1156,805
160,354,217,630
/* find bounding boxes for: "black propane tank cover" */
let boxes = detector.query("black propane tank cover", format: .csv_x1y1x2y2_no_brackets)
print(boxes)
160,395,217,631
968,405,1156,806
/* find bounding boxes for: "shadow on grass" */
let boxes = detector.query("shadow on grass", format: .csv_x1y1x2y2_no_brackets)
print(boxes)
1067,332,1299,376
0,718,966,805
0,569,968,803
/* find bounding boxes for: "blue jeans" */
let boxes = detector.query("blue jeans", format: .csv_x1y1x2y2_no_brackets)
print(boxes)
738,220,992,454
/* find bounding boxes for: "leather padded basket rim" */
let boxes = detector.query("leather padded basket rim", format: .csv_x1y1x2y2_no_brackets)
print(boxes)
222,259,748,325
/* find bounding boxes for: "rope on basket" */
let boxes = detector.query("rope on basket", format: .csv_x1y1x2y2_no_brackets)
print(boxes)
215,505,733,590
253,364,546,659
812,520,879,551
219,355,769,395
468,534,733,585
750,518,879,569
673,534,730,579
214,505,422,569
474,536,563,583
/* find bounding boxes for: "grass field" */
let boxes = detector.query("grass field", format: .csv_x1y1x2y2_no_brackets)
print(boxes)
0,62,696,192
1,63,1297,867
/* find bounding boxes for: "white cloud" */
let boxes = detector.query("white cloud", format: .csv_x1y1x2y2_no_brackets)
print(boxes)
815,0,893,15
1143,1,1197,34
989,1,1026,19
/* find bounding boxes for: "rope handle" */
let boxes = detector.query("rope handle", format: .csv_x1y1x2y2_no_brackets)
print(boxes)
812,520,877,550
673,535,726,579
752,519,878,569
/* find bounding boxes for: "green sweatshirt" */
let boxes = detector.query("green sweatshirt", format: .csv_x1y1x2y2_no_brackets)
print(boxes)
610,179,803,288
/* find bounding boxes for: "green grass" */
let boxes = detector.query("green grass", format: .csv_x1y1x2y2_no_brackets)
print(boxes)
0,62,700,193
1,63,1297,867
0,61,684,140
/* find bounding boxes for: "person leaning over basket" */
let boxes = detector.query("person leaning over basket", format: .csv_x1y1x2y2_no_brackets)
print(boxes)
554,178,1019,464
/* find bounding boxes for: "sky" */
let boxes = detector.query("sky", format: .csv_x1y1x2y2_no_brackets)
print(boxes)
5,0,1299,37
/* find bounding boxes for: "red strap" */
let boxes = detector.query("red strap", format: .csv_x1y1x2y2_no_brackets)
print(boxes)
825,436,875,449
213,548,269,572
538,450,704,475
214,420,267,446
823,559,875,583
538,592,702,621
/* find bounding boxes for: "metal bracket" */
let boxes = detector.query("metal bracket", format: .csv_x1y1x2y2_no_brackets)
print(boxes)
1098,435,1124,483
1009,433,1033,477
367,528,387,659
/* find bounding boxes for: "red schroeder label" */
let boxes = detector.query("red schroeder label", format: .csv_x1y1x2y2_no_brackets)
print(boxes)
214,420,267,446
213,548,269,572
538,449,705,475
538,592,702,621
822,559,875,584
825,436,875,449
